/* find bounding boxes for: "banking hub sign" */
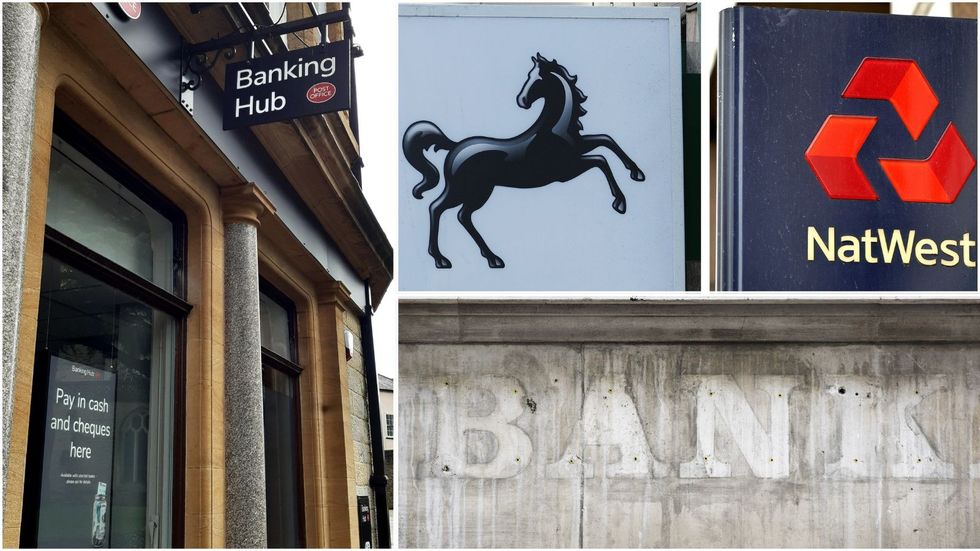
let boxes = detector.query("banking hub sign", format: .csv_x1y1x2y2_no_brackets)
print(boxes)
717,8,977,291
222,41,351,130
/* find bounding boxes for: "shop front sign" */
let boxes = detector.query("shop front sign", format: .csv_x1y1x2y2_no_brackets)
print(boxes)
34,356,116,548
399,4,687,291
223,41,351,130
717,7,977,291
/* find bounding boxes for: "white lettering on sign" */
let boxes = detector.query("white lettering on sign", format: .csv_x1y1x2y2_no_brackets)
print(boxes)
69,440,92,459
55,387,75,410
235,57,336,90
807,226,977,268
547,372,668,479
425,375,532,479
235,92,286,118
679,376,800,479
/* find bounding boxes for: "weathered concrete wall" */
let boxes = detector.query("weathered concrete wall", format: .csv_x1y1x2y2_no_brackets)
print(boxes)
399,300,980,548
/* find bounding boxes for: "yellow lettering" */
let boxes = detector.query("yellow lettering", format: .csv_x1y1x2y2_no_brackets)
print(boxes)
878,229,915,264
940,239,960,267
962,233,977,268
861,229,879,263
808,226,834,262
914,238,938,266
839,235,860,262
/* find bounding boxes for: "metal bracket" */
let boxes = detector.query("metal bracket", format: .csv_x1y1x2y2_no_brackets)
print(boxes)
177,7,351,112
179,39,237,114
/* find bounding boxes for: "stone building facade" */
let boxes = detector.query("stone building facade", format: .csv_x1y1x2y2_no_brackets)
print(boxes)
2,2,391,548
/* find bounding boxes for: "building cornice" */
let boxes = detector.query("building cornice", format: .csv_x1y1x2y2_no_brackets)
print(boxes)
400,299,980,344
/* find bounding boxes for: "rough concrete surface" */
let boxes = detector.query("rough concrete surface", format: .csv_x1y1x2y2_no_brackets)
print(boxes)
398,300,980,548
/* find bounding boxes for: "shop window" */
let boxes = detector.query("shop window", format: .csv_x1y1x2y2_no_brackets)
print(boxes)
259,281,304,548
259,290,294,361
45,137,175,292
21,113,188,549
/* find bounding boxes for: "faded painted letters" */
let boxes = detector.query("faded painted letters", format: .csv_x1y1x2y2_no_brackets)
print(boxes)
418,374,973,480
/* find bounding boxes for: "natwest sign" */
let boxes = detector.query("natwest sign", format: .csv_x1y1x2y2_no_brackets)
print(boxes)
717,7,977,291
223,41,351,130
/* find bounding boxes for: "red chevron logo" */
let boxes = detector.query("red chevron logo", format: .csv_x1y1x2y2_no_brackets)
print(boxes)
842,58,938,140
879,123,976,203
805,57,975,204
805,115,879,200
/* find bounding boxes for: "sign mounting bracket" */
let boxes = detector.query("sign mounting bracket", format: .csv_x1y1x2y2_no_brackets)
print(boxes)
178,7,351,114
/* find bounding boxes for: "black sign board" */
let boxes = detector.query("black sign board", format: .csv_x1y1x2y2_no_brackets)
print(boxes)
357,495,372,548
36,356,117,547
223,40,351,130
717,8,977,291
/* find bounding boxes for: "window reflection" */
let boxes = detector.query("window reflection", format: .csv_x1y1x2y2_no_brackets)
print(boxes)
34,255,175,548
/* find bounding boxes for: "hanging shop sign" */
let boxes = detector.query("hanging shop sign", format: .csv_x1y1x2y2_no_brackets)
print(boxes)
34,356,116,548
399,4,686,291
223,40,351,130
717,7,977,291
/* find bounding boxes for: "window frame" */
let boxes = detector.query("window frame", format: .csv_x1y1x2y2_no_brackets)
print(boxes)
20,111,190,548
259,279,299,366
258,279,306,548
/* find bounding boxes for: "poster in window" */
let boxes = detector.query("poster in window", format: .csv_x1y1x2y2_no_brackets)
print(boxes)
36,356,116,548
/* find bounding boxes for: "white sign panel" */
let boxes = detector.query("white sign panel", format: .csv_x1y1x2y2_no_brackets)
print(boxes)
399,4,686,291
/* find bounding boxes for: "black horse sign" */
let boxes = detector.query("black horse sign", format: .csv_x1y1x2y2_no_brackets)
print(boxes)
403,53,645,269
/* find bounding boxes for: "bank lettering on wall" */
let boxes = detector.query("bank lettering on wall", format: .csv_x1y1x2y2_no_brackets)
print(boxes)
419,373,975,481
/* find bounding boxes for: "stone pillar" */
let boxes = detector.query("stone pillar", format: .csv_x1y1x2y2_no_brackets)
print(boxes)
221,183,275,548
315,282,358,547
2,1,45,492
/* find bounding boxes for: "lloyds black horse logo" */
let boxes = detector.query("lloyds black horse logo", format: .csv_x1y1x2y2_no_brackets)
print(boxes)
403,53,645,269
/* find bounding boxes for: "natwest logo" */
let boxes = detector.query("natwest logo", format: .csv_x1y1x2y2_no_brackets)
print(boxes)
805,57,976,204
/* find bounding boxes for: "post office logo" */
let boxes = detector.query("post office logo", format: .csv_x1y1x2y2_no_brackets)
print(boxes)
306,82,337,104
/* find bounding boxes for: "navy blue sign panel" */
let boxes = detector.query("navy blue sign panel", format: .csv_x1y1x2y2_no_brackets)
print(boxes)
223,41,351,130
717,8,977,291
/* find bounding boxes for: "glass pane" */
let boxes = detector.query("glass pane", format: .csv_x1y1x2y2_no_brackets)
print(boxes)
32,254,174,548
46,135,174,292
263,366,302,548
259,291,294,361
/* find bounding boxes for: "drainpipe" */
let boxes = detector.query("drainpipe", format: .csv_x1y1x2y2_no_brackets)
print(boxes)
361,283,391,548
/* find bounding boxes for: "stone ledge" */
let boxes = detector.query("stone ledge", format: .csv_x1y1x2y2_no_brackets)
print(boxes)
399,299,980,344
